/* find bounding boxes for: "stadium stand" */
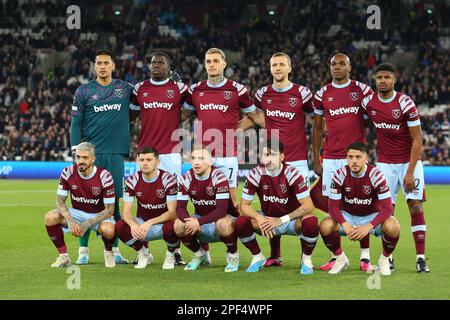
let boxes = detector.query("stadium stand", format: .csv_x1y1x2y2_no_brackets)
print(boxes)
0,0,449,165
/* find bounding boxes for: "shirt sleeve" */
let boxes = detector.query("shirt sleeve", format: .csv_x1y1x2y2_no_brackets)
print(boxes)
100,170,115,205
164,173,179,202
241,169,259,201
56,167,71,197
292,175,310,200
313,88,325,116
400,95,421,127
70,86,86,148
130,83,141,111
123,176,136,203
182,85,196,111
300,86,314,114
369,170,393,227
176,176,190,220
253,87,264,109
328,173,346,225
237,84,256,113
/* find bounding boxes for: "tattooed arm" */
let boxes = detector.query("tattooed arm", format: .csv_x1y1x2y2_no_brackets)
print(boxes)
56,194,82,236
79,204,114,232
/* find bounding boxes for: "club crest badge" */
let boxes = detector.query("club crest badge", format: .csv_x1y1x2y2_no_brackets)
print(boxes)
114,89,123,98
350,92,359,101
363,185,371,195
156,189,165,198
289,97,297,107
92,187,101,196
224,91,232,100
206,187,215,196
392,109,401,119
166,89,175,99
280,184,287,193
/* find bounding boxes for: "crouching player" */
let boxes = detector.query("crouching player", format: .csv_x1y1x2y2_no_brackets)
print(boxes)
237,140,318,274
172,145,240,272
320,142,400,275
44,142,117,268
115,147,184,269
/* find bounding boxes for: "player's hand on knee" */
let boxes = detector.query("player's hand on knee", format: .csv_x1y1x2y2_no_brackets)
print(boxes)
185,218,200,235
139,222,152,239
131,224,145,240
342,222,356,240
70,222,83,237
260,217,280,231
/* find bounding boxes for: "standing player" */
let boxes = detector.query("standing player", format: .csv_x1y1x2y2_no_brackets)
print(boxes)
44,143,117,268
115,147,183,269
130,52,191,265
184,48,261,208
362,63,429,272
312,53,374,271
319,142,400,276
70,49,132,264
171,145,240,272
130,52,191,179
237,140,318,274
238,52,316,268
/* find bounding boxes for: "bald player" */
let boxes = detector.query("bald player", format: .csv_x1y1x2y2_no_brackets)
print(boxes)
312,53,374,271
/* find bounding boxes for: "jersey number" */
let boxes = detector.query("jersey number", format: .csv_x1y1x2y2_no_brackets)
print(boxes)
414,179,420,191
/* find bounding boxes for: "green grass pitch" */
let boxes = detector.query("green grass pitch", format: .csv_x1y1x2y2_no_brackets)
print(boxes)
0,179,449,300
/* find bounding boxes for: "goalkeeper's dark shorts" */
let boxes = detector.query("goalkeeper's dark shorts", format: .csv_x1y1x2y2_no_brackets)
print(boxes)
94,153,125,200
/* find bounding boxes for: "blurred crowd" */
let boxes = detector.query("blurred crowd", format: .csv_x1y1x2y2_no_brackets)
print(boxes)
0,0,449,165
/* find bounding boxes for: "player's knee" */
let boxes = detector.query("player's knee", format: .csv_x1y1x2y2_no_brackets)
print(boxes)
174,219,186,236
216,217,234,236
408,200,423,215
382,217,400,237
44,210,60,226
319,217,335,236
99,223,115,239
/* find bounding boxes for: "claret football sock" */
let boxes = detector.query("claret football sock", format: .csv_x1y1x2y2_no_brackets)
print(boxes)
411,212,426,255
322,231,342,256
46,224,67,253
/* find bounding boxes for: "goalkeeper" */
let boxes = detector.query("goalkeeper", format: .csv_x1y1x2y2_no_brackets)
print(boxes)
70,49,134,264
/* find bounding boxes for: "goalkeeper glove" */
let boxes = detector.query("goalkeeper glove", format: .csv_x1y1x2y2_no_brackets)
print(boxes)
71,145,77,164
170,70,182,83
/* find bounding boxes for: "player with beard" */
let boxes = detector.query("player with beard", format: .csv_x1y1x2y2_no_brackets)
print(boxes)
319,142,400,276
70,49,132,265
361,63,429,273
236,140,317,274
44,143,117,268
238,52,319,268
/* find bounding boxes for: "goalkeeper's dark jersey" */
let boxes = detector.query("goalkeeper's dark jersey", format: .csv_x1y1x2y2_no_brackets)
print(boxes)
70,79,133,155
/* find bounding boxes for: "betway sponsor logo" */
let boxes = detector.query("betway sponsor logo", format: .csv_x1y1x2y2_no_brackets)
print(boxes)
373,122,401,130
199,103,229,112
263,194,288,204
329,106,359,116
266,109,295,120
71,194,100,205
192,199,216,206
143,102,173,110
94,103,122,112
139,201,166,210
344,196,372,205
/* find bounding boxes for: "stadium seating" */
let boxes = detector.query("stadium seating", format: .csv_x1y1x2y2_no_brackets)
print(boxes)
0,0,449,164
